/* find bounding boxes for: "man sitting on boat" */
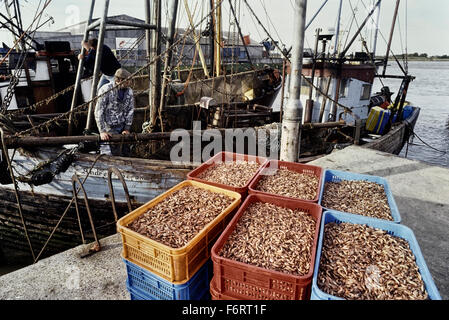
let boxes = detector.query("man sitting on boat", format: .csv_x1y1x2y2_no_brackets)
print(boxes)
78,38,122,90
94,68,134,157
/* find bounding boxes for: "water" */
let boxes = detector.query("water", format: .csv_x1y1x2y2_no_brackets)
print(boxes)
373,61,449,168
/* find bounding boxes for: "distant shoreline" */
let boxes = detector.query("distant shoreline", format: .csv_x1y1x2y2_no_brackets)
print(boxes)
376,57,449,62
403,58,449,62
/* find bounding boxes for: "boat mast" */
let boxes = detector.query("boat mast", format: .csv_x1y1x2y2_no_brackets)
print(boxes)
327,0,343,123
184,0,209,77
85,0,111,132
149,0,162,130
280,0,307,162
333,0,343,55
339,0,382,58
145,0,152,124
209,0,215,77
215,0,222,76
228,0,253,67
383,0,400,76
159,0,179,130
371,0,382,57
68,0,96,135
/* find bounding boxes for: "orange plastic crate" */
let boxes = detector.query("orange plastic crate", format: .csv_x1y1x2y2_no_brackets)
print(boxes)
117,180,241,284
187,152,268,198
248,160,323,203
211,194,322,300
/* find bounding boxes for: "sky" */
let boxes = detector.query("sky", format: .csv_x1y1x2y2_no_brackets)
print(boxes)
1,0,448,56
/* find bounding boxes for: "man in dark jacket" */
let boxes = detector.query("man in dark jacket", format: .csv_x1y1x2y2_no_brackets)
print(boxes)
78,38,121,90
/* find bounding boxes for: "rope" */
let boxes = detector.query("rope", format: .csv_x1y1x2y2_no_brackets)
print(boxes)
406,123,447,154
0,127,36,260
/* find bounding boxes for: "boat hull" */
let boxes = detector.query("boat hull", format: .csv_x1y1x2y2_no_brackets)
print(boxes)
364,106,420,155
0,151,191,263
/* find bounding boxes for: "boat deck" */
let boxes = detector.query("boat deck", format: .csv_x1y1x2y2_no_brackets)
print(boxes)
0,146,447,300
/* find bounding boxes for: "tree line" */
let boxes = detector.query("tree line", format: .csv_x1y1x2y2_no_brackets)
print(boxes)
397,52,449,60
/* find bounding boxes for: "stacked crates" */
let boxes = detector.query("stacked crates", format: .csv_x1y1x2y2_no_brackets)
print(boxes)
311,168,441,300
207,156,324,300
117,180,241,300
117,151,441,300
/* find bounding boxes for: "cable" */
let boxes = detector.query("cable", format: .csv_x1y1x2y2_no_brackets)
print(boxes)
406,123,447,154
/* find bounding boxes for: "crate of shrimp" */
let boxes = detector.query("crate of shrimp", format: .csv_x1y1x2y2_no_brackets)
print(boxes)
117,180,241,284
211,194,322,300
248,160,323,203
318,169,401,223
187,152,268,198
311,210,442,300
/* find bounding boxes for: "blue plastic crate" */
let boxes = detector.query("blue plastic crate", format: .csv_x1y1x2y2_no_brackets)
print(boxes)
126,281,211,301
311,210,442,300
124,258,213,300
318,169,401,223
127,283,147,300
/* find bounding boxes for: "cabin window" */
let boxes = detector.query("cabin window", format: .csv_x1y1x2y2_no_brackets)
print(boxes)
339,79,349,98
361,84,372,100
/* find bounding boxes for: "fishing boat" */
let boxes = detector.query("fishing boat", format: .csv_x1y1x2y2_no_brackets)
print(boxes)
0,0,284,263
0,0,419,264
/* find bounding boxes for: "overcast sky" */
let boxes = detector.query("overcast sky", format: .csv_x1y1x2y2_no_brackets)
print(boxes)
1,0,448,56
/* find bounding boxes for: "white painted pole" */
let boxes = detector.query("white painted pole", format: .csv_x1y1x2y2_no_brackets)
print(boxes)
280,0,307,162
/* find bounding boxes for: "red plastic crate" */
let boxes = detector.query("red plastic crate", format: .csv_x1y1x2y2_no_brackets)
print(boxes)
210,278,238,300
187,152,268,198
211,194,323,300
248,160,323,203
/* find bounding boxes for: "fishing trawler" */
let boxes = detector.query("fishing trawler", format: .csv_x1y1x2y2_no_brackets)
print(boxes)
0,0,419,263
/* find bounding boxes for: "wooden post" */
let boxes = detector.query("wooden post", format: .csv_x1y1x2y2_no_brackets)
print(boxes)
354,119,362,145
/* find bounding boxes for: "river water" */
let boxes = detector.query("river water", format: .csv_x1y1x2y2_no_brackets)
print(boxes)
373,61,449,168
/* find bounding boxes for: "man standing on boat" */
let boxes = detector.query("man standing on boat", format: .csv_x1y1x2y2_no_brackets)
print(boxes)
78,38,122,90
95,68,134,157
